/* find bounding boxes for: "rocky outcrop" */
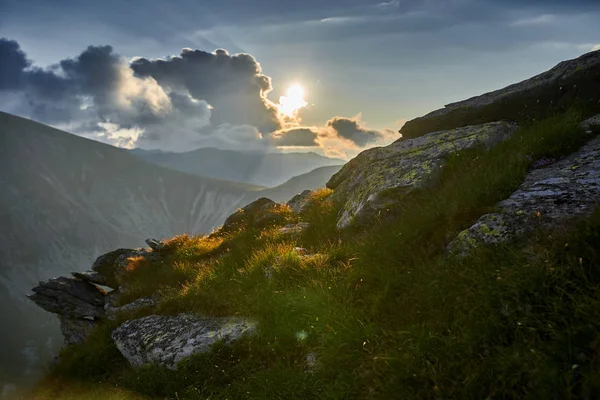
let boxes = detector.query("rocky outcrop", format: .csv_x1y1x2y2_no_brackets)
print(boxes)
105,296,157,320
327,121,519,228
58,316,97,345
400,49,600,138
221,197,288,232
449,120,600,253
279,222,311,235
112,314,257,369
287,190,313,214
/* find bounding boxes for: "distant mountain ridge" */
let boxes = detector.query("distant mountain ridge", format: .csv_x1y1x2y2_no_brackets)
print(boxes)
130,147,346,187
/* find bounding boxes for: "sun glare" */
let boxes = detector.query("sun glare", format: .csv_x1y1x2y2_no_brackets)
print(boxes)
278,84,308,118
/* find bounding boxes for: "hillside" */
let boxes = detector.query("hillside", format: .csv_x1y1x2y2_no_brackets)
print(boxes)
131,147,345,187
25,50,600,399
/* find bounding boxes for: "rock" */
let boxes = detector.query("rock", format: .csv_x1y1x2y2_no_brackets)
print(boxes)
581,114,600,133
105,296,157,320
279,222,311,235
400,49,600,138
112,314,257,369
449,133,600,254
222,197,286,232
28,277,106,319
145,238,164,251
91,248,140,288
71,270,111,287
287,190,313,214
327,121,519,229
58,316,97,345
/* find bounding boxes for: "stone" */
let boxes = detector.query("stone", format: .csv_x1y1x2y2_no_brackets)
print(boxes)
400,49,600,138
222,197,285,232
71,270,111,287
28,277,106,319
91,248,140,288
145,238,164,251
112,314,257,369
58,316,97,345
105,296,157,320
449,133,600,254
581,114,600,133
279,222,311,235
287,190,313,214
327,121,519,229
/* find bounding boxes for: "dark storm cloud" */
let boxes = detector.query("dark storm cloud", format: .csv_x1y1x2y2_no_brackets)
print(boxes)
272,128,319,147
0,38,29,90
326,117,383,147
131,48,281,133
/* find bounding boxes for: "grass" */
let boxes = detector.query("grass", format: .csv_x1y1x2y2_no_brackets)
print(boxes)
30,110,600,399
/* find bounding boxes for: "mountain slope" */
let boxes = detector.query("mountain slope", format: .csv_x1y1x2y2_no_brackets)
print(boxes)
131,147,345,187
0,112,260,395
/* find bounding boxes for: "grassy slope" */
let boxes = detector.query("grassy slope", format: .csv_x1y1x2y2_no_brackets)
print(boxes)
31,111,600,399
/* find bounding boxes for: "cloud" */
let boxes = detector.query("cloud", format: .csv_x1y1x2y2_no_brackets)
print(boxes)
510,14,555,26
130,48,281,133
593,44,600,51
271,127,319,147
326,116,384,146
0,38,29,90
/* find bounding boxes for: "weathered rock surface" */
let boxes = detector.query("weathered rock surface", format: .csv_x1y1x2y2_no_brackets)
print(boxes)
71,270,111,287
145,238,164,251
400,49,600,138
287,190,313,214
112,314,257,369
28,277,106,319
327,121,519,228
90,248,140,288
449,131,600,253
222,197,287,232
279,222,311,235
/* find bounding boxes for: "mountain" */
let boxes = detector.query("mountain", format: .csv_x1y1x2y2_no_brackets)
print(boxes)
0,112,261,395
130,147,346,187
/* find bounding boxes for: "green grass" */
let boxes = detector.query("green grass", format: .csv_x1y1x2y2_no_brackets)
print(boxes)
32,111,600,399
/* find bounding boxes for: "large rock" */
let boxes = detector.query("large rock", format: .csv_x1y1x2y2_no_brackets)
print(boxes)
58,316,97,345
400,50,600,138
327,121,519,228
449,129,600,253
222,197,287,232
28,277,106,319
287,190,313,214
90,248,141,288
112,314,257,369
71,270,111,287
105,296,157,320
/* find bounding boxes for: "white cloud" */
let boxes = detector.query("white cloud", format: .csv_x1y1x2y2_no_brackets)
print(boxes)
511,14,555,27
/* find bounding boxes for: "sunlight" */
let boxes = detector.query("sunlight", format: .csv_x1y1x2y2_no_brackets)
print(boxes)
278,84,308,118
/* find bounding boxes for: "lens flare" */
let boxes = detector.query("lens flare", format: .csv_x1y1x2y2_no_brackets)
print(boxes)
278,84,308,118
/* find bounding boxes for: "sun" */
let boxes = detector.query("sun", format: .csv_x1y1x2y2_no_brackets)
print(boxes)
278,84,308,118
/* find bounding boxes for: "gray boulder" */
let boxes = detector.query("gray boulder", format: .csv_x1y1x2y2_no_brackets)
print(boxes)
287,190,313,214
279,222,311,235
71,270,111,287
449,128,600,253
91,248,141,288
222,197,287,232
112,314,257,369
59,316,97,345
105,296,157,320
327,121,519,228
28,277,106,319
145,238,164,251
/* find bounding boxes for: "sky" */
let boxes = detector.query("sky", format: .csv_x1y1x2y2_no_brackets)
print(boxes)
1,0,599,158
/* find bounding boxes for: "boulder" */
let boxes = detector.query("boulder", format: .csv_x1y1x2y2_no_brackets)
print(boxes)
112,314,257,369
449,129,600,254
90,248,140,288
145,238,164,251
287,190,313,214
105,296,157,320
400,49,600,138
279,222,311,235
222,197,286,232
71,270,111,287
28,277,106,319
327,121,519,229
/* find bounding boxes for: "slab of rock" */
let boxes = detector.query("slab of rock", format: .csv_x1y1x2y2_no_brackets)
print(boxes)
112,314,257,369
400,49,600,138
449,132,600,253
287,190,313,214
327,121,519,228
71,270,111,287
105,296,157,320
222,197,286,232
145,238,164,251
91,248,141,288
279,222,311,235
28,277,106,319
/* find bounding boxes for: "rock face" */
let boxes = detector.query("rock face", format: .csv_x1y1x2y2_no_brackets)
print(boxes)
449,128,600,253
287,190,313,214
28,277,106,319
105,296,157,320
400,49,600,138
112,314,257,369
58,316,97,345
327,121,519,228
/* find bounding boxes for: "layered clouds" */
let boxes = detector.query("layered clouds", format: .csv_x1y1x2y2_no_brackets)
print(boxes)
0,38,392,155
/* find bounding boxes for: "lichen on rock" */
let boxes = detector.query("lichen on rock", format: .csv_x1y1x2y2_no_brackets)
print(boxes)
111,314,257,369
327,121,519,228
